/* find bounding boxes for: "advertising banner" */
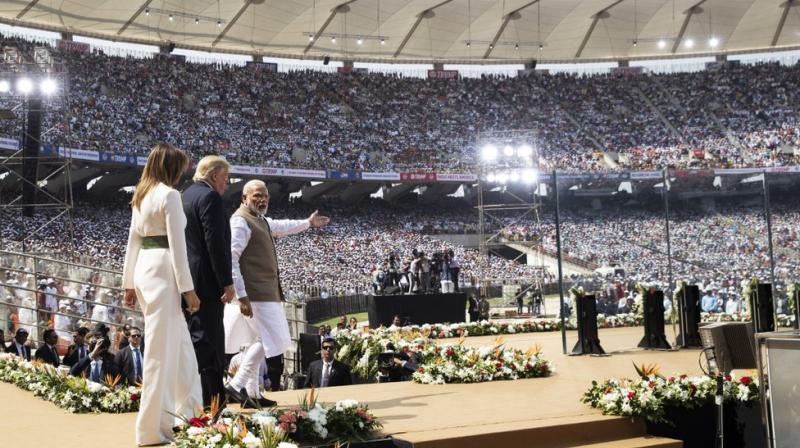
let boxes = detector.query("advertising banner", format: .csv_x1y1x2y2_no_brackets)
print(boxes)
361,172,401,181
400,172,437,182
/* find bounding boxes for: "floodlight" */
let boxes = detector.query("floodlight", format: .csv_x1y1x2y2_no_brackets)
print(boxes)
40,78,56,95
503,145,514,157
518,144,533,158
0,80,9,93
331,37,337,44
497,173,508,184
657,40,666,49
486,173,496,183
684,39,694,49
16,78,33,94
522,169,537,184
357,39,363,45
509,171,520,183
709,37,719,48
481,144,497,161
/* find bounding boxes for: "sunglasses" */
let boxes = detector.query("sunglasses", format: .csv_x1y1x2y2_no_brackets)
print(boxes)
130,334,142,338
321,346,335,351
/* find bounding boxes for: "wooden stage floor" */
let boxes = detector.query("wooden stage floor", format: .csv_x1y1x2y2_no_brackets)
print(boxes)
0,326,696,447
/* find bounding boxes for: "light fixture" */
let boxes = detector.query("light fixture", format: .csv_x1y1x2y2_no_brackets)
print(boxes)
503,145,514,157
217,20,222,27
657,39,666,49
497,173,509,184
481,144,497,161
309,34,314,41
514,43,519,50
522,169,537,184
538,44,543,51
195,18,199,25
633,40,638,47
357,38,363,45
145,8,150,16
685,38,694,48
466,41,471,48
0,80,9,93
169,14,174,21
16,78,33,95
40,78,57,95
489,44,494,49
486,173,496,183
509,172,520,183
709,37,719,48
518,144,533,158
380,38,385,45
331,36,336,43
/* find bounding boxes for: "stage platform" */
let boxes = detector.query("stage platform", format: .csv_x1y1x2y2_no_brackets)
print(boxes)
1,326,696,447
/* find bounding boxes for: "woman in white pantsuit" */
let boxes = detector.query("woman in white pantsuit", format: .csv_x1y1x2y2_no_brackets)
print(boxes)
122,144,203,447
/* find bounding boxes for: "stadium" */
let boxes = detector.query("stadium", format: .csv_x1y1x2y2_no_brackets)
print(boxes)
0,1,799,447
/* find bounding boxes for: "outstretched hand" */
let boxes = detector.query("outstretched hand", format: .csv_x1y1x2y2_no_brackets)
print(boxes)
308,210,330,228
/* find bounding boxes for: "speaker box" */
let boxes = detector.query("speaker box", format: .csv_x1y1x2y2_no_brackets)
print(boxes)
297,333,321,374
323,55,330,65
677,284,702,347
699,322,756,373
750,282,774,333
524,59,537,70
638,290,671,349
571,294,605,355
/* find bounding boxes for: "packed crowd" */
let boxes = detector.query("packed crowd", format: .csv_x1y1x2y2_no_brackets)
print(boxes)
0,35,798,172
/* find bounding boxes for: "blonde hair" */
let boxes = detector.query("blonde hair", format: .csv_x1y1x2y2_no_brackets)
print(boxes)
131,143,189,210
192,155,230,182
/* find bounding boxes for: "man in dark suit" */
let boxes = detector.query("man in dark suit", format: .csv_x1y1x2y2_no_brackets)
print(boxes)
70,326,119,382
114,326,144,385
5,328,31,361
62,327,90,368
182,156,235,406
34,328,60,367
304,338,352,389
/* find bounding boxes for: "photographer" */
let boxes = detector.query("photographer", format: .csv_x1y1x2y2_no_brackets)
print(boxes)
378,343,420,383
70,324,120,383
448,250,461,293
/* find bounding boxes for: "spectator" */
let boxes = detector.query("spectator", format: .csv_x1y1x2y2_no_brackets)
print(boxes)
34,328,61,367
114,326,144,386
5,328,30,361
304,338,352,388
62,327,90,367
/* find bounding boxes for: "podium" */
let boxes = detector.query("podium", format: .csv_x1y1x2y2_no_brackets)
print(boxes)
571,294,605,355
638,290,671,349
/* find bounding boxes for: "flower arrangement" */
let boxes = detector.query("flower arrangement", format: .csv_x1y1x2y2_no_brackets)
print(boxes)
172,390,382,448
0,353,140,413
787,282,799,316
740,277,759,306
411,337,552,385
583,364,759,423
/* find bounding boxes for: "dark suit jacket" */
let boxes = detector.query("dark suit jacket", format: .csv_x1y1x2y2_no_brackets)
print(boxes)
114,345,143,385
62,344,89,368
34,344,60,367
69,353,120,381
304,359,353,388
182,181,232,301
5,342,31,361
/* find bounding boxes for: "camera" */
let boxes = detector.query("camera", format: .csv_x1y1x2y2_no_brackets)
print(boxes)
90,335,111,352
377,345,413,383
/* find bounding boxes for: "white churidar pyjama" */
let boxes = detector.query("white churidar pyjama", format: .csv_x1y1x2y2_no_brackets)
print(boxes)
123,183,202,446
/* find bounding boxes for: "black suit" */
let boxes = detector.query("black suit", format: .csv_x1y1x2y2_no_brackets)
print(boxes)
182,181,233,406
304,359,353,389
114,345,144,385
69,353,120,381
5,342,31,361
34,344,60,367
62,344,89,367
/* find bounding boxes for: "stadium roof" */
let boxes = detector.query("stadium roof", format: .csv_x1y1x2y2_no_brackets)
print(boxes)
0,0,799,64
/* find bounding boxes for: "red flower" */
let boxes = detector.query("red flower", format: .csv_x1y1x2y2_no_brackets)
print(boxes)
724,375,732,382
495,362,503,369
129,393,140,401
189,416,209,428
667,376,675,383
740,376,752,386
510,364,517,371
438,331,446,338
525,364,533,371
689,384,697,394
446,348,455,358
648,381,656,389
539,364,548,374
680,374,687,379
627,392,636,400
417,367,424,373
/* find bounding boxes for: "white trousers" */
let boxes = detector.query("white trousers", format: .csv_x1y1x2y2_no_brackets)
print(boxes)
228,342,267,398
133,248,202,446
224,301,291,358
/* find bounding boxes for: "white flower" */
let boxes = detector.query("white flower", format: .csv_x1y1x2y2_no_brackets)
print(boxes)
277,443,299,448
186,426,205,436
252,413,277,428
335,399,359,410
242,432,261,447
86,381,105,393
208,433,223,444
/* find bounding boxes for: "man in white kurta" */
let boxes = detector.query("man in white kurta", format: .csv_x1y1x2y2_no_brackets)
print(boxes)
224,180,329,392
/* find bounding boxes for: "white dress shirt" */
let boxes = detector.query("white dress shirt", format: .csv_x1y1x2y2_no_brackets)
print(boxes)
230,215,309,299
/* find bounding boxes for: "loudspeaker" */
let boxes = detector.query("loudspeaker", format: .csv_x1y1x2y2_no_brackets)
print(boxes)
750,283,774,333
323,55,330,65
297,333,321,374
167,42,175,53
571,294,605,355
677,285,702,347
21,97,42,218
638,290,671,349
699,322,756,373
794,290,800,330
524,59,537,70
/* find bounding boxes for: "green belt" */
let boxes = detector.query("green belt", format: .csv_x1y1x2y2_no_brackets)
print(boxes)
141,235,169,249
